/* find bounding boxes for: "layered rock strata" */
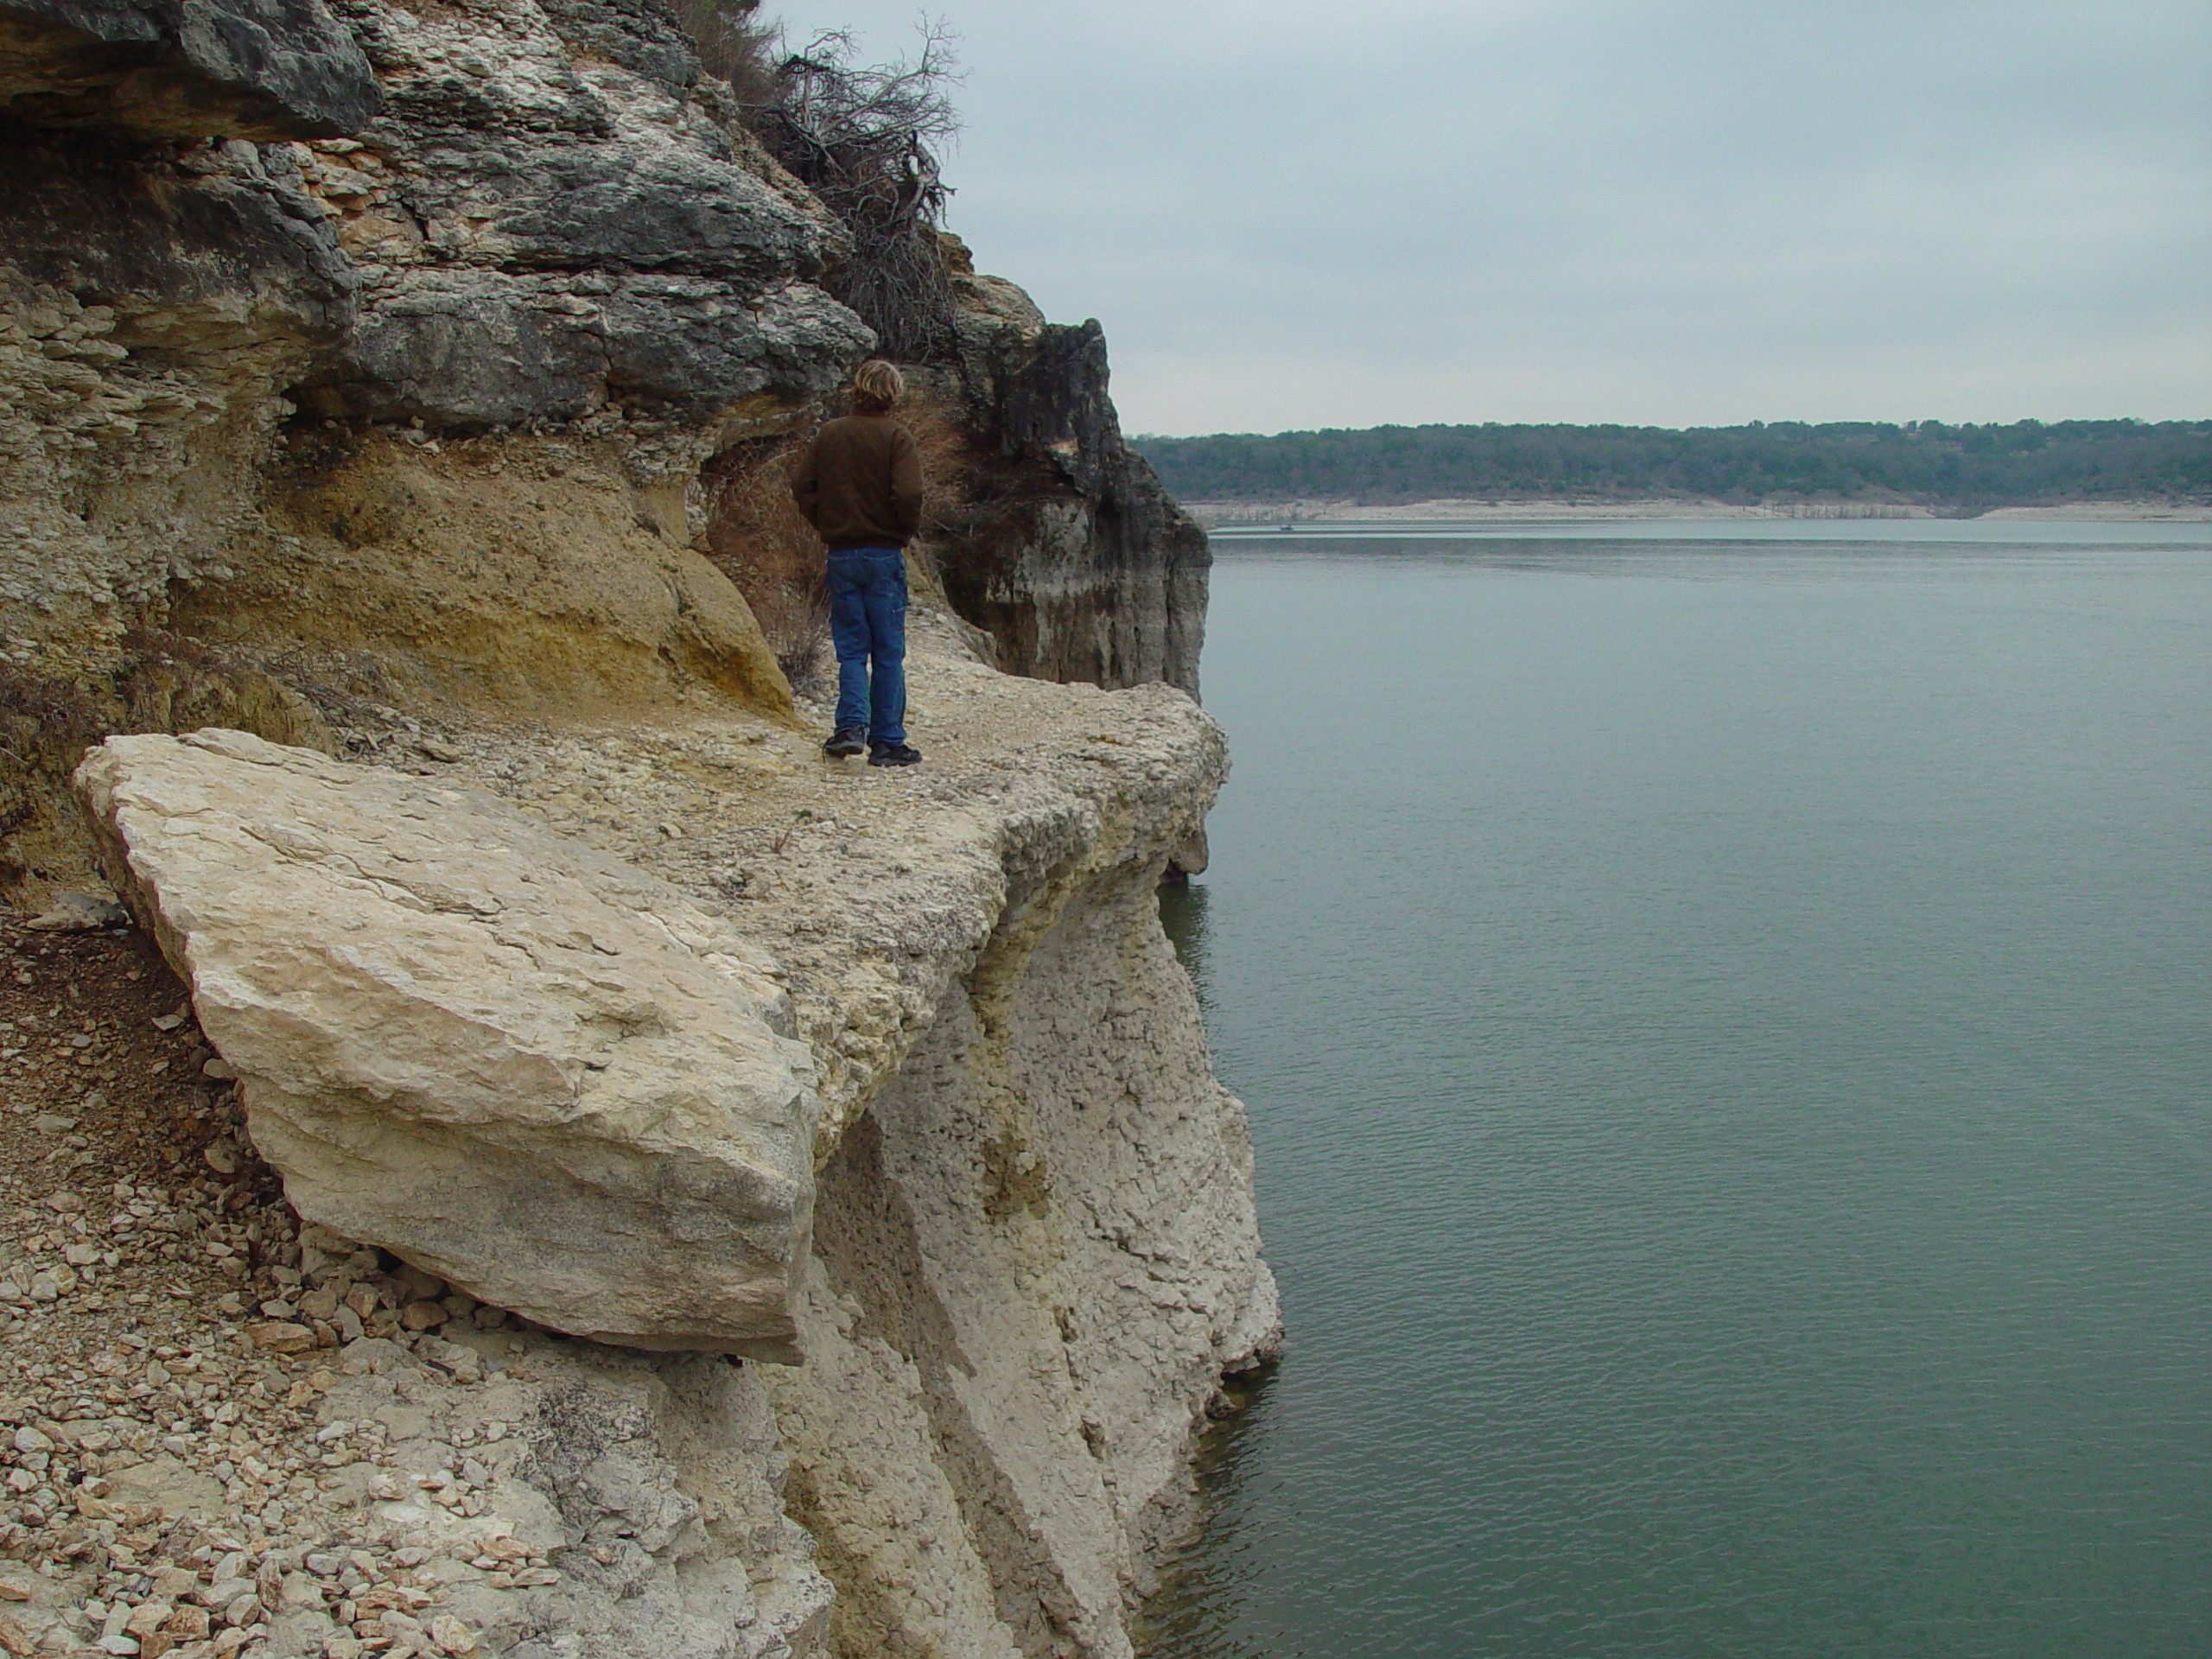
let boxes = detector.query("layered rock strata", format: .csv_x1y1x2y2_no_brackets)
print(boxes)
930,237,1213,702
0,0,862,687
0,0,383,139
300,0,865,435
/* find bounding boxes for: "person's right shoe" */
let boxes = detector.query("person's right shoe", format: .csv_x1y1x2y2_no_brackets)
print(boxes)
823,726,867,758
868,741,922,767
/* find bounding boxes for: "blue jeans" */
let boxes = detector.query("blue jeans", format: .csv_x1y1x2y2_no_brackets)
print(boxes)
826,547,906,746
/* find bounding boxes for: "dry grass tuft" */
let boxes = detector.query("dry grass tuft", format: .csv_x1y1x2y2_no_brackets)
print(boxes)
0,660,110,897
0,660,105,772
704,431,834,696
902,379,977,522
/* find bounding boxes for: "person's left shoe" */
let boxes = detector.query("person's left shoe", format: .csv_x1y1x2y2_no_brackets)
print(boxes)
868,742,922,768
823,726,867,758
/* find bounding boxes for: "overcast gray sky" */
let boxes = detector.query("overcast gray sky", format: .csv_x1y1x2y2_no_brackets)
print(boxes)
770,1,2210,436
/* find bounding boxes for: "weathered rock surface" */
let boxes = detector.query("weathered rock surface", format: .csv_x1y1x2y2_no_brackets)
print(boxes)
74,728,821,1360
43,617,1281,1655
200,428,799,717
772,821,1275,1658
0,134,358,681
304,0,868,434
411,620,1282,1656
0,0,868,696
932,238,1212,701
0,0,383,139
3,0,1274,1647
0,910,834,1658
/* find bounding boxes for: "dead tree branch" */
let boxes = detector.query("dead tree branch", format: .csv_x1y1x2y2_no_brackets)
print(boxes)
751,21,966,363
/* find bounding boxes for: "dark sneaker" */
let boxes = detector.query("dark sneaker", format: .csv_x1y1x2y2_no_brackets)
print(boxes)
868,742,922,768
823,726,867,758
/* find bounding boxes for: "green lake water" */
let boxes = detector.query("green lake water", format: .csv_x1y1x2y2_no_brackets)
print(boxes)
1139,521,2212,1658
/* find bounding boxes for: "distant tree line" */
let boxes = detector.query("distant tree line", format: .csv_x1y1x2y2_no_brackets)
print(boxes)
1129,420,2212,513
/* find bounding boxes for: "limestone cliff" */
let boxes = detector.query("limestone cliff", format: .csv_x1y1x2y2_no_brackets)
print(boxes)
0,0,1272,1653
2,0,858,886
71,641,1277,1657
928,238,1211,702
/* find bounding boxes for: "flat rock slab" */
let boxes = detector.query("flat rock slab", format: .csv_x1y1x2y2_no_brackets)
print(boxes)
76,729,818,1359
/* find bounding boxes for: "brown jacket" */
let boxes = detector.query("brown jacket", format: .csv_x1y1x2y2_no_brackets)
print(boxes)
791,411,923,551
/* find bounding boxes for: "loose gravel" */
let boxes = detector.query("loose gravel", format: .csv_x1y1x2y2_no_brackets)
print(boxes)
0,914,537,1658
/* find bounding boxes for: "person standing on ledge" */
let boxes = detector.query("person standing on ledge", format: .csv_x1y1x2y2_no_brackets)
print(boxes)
791,359,925,767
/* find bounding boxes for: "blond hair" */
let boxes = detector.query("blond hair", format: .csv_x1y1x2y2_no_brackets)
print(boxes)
851,359,904,411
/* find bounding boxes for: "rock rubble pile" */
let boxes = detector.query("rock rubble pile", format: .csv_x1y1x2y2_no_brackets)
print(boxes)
0,912,829,1659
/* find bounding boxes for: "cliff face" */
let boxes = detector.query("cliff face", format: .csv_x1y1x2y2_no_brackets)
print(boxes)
0,0,1270,1653
1,0,861,897
67,645,1275,1657
931,242,1211,702
3,0,862,665
0,0,382,140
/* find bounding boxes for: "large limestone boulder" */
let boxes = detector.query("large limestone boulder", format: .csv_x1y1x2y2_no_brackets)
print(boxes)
75,728,819,1360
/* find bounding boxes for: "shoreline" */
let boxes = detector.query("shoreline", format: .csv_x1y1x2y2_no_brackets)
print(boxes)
1181,497,2212,526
